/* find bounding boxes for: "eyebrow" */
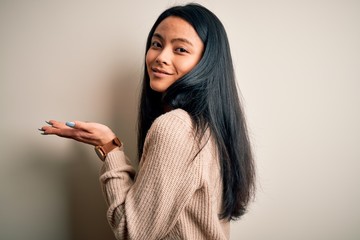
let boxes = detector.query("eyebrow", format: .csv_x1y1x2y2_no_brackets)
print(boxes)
152,33,194,46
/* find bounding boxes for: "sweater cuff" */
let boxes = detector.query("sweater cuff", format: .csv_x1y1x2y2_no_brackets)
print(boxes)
101,149,131,173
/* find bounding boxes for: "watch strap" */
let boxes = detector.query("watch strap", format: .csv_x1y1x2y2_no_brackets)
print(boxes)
95,137,122,161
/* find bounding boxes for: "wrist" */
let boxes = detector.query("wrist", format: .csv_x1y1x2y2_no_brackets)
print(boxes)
95,137,122,161
101,132,117,146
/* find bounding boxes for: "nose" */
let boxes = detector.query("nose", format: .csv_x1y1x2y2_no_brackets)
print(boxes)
155,48,171,65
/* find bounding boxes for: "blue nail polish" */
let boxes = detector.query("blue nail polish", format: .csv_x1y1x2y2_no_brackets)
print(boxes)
66,121,76,128
45,121,52,125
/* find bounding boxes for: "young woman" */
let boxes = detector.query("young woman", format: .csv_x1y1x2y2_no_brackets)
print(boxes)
40,3,255,240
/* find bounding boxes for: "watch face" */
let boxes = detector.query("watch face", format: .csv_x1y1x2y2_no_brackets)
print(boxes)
95,146,106,161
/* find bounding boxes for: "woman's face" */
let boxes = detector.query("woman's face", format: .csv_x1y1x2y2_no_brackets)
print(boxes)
146,16,204,93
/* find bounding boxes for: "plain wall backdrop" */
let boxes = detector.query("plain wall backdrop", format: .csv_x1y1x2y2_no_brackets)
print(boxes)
0,0,359,239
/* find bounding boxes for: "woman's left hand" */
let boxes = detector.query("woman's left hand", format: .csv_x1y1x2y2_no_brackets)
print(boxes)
39,120,116,146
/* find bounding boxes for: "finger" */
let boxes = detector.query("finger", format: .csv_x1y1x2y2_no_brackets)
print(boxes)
39,120,65,134
65,121,76,128
40,125,67,135
39,125,97,144
69,120,91,132
46,120,69,129
40,120,71,134
55,128,98,145
38,127,47,135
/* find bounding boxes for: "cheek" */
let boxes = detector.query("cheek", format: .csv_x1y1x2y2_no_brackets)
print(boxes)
177,58,199,75
146,49,157,67
145,51,151,68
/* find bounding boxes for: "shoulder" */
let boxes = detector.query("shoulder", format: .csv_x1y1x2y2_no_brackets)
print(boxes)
141,109,198,164
145,109,194,146
151,108,193,133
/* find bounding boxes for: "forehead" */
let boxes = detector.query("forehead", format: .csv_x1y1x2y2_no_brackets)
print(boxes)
154,16,199,40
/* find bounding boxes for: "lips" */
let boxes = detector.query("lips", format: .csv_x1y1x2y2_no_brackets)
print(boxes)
151,67,172,75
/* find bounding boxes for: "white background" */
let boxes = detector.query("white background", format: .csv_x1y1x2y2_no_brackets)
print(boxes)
0,0,359,239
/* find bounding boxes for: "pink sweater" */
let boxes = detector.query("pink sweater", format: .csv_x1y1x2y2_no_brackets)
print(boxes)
100,109,229,239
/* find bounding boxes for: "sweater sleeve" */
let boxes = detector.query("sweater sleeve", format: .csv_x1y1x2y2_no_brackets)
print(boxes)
99,111,201,240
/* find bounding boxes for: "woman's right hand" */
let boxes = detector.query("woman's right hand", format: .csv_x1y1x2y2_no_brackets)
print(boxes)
39,120,117,146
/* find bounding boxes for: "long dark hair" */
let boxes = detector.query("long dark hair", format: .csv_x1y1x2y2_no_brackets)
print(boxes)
138,3,255,220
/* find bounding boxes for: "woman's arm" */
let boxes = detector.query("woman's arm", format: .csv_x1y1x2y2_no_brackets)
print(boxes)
100,111,201,239
39,111,201,239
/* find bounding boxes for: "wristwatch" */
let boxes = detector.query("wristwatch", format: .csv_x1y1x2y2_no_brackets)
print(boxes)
94,137,122,161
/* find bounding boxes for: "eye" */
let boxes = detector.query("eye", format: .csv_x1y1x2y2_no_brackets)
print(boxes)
151,41,162,49
175,47,189,54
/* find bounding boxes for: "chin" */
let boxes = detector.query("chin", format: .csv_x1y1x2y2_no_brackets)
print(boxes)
149,82,167,93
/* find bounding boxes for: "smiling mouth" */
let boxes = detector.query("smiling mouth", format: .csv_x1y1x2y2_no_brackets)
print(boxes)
152,67,172,75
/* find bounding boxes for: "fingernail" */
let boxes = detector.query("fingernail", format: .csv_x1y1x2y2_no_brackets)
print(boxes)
38,128,46,135
66,121,75,128
45,121,52,125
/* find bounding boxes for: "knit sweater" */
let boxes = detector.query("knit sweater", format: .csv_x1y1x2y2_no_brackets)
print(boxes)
100,109,230,239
